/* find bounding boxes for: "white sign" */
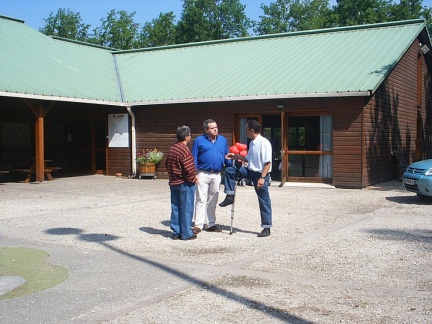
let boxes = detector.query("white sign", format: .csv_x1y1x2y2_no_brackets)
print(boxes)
108,114,129,147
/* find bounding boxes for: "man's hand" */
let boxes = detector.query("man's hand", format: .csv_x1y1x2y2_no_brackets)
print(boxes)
257,177,265,188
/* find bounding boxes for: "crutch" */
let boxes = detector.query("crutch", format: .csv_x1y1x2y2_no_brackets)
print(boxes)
230,159,242,235
230,180,236,235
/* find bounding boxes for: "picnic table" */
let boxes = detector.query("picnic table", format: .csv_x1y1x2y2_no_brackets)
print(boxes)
12,160,61,183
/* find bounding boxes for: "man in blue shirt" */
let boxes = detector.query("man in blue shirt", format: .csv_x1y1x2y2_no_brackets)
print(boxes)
192,119,229,233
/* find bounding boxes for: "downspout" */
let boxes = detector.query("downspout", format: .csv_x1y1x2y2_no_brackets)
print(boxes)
113,54,136,178
127,106,136,177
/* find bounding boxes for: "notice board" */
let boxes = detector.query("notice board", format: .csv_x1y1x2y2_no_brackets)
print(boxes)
108,114,129,147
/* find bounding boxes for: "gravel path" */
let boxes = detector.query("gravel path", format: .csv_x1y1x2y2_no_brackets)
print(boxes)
0,175,431,323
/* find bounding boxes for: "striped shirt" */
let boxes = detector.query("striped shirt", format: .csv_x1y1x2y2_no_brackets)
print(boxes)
165,141,197,186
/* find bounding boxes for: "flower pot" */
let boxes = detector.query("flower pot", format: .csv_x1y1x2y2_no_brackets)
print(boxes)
138,162,157,179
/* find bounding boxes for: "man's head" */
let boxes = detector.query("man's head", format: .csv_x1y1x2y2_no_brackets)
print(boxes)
203,119,218,140
246,119,260,139
176,125,192,142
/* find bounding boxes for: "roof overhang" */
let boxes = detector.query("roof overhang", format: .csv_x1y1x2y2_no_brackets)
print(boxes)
0,91,122,106
1,90,372,107
126,91,373,107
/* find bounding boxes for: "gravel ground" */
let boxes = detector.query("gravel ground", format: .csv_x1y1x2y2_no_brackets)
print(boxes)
0,175,431,323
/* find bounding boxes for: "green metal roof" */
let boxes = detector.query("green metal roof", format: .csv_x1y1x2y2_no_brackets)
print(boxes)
0,15,122,104
0,15,429,106
115,19,427,105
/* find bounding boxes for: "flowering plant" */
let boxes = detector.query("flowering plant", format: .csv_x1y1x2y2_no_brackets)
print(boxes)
136,148,164,165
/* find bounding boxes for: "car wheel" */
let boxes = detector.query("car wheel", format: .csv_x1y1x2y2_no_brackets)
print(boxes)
417,193,432,202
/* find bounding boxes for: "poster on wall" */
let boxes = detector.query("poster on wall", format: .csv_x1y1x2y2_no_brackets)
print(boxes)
108,114,129,147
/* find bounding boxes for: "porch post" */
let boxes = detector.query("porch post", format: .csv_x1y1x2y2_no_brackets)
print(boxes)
279,111,287,187
35,106,44,182
24,99,53,182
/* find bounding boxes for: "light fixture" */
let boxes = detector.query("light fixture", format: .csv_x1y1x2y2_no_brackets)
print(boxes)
276,103,285,109
420,44,429,54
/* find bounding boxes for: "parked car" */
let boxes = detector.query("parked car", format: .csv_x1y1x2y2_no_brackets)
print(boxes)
402,159,432,200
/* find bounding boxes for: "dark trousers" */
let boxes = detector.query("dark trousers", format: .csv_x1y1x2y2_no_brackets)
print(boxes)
222,166,272,228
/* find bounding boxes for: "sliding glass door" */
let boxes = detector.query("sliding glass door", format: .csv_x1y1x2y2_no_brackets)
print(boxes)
235,113,332,183
287,115,332,181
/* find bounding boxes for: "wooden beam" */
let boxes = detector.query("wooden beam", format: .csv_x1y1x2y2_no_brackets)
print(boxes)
23,98,39,116
35,104,45,182
23,99,46,182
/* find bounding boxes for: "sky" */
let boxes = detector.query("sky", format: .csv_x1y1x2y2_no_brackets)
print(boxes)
1,0,432,32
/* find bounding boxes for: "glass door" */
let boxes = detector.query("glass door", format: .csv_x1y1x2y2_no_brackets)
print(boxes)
286,115,332,181
237,115,283,181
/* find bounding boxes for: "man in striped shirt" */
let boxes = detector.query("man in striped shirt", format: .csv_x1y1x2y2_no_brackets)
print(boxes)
165,126,198,240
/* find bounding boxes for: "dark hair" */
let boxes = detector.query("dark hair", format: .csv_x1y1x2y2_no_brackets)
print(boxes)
176,125,191,141
247,119,260,133
203,119,216,129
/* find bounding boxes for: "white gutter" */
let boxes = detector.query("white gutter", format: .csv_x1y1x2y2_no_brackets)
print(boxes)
126,106,136,177
1,90,372,107
0,91,122,106
126,90,373,107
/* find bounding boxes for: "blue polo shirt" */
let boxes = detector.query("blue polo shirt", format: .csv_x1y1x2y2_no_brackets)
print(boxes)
192,134,230,172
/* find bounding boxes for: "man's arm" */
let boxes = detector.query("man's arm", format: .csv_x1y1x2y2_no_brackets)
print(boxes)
226,153,248,163
261,161,271,177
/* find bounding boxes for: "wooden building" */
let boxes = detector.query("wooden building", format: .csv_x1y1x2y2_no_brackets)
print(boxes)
1,15,431,188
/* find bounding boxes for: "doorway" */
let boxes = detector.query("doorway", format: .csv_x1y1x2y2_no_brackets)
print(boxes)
237,114,282,181
286,115,332,182
235,113,333,184
48,120,106,173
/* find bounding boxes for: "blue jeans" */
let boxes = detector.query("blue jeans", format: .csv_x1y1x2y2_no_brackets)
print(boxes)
223,166,272,228
170,182,196,239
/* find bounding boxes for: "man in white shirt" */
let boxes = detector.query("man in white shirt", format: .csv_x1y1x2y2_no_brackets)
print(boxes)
219,119,273,237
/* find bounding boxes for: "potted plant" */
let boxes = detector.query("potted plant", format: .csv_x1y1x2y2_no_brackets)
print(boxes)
136,148,164,177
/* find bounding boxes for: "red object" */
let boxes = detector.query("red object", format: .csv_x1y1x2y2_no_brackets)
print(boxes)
239,150,247,157
236,143,247,151
229,146,239,154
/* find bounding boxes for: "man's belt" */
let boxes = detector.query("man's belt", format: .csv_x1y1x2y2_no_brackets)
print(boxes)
198,170,221,174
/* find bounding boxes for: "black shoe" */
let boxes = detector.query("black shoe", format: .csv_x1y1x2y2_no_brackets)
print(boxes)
184,234,197,240
257,228,270,237
219,195,234,207
171,234,179,240
192,227,202,234
206,225,222,232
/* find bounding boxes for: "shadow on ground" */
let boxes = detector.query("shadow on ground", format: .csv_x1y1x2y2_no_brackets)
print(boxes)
43,227,312,323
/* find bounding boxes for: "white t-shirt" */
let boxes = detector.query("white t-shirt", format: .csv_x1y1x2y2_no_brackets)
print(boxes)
246,134,272,173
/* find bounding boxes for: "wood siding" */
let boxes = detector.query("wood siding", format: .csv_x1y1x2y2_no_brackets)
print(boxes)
133,97,366,187
363,39,432,187
332,98,364,188
107,147,131,176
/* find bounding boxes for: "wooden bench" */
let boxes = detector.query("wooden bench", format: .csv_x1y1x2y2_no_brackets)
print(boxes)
12,167,61,183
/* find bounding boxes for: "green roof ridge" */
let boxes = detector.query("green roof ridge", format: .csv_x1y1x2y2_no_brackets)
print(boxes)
114,19,425,54
0,14,24,23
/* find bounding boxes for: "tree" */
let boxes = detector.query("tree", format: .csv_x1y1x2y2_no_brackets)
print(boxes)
389,0,424,20
138,12,177,48
389,0,432,35
175,0,251,44
291,0,333,31
92,10,140,50
332,0,393,26
40,8,90,41
254,0,332,35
